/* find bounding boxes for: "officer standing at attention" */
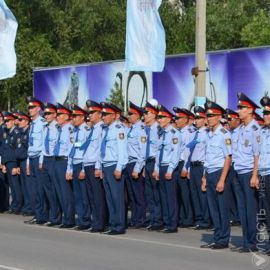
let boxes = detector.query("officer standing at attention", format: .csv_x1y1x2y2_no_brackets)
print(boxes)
41,103,62,227
200,101,232,249
1,112,22,214
70,104,91,231
100,102,128,235
153,105,180,233
143,101,163,231
225,109,241,227
83,100,107,233
231,92,260,253
25,97,47,225
189,106,211,230
16,112,33,216
125,101,147,229
258,95,270,255
54,103,75,229
173,107,195,227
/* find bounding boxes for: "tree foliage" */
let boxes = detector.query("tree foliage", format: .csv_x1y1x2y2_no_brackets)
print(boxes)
0,0,269,110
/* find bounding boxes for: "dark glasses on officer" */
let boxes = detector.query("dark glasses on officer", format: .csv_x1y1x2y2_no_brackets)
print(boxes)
17,118,25,122
156,115,167,119
88,110,99,115
206,114,219,118
143,111,150,115
28,106,37,110
44,112,53,116
4,119,11,123
263,111,270,115
237,105,248,110
101,112,114,116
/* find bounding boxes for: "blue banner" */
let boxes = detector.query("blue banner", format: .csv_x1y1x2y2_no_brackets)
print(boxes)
0,0,18,80
125,0,166,72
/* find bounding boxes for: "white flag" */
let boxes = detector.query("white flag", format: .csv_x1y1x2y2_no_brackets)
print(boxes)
0,0,18,80
125,0,166,72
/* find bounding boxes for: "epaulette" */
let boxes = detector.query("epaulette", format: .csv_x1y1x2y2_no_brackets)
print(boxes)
170,128,176,134
116,124,122,129
220,128,228,134
252,125,258,131
68,127,73,133
84,126,90,131
188,128,194,133
41,118,46,122
205,128,210,132
141,125,145,130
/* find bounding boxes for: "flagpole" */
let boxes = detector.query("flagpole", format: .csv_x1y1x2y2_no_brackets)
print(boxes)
194,0,207,106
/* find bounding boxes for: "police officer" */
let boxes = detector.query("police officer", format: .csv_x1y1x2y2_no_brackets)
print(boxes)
231,92,260,253
100,102,128,235
1,112,22,214
143,101,163,230
173,107,195,227
225,109,241,227
16,112,33,216
41,103,62,227
70,104,91,230
189,106,211,230
258,95,270,255
25,97,47,224
153,105,180,233
254,112,264,126
83,100,107,232
54,103,75,229
125,101,147,229
0,111,9,213
200,101,232,249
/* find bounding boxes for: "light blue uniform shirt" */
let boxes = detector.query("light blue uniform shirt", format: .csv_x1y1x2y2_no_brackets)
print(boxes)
83,121,103,170
231,125,240,163
233,119,260,174
190,126,208,163
127,120,147,173
154,125,181,174
101,121,128,172
258,126,270,176
27,115,46,164
145,121,160,159
204,124,232,174
42,120,58,158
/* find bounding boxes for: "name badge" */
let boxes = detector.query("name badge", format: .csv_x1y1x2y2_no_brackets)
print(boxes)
75,142,82,148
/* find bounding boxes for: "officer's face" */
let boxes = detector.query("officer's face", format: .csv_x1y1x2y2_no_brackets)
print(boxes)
0,117,3,124
44,112,56,123
195,117,206,128
237,106,253,120
72,115,84,126
207,114,221,128
102,113,116,125
263,112,270,125
5,119,15,129
89,111,101,124
227,118,240,130
128,112,140,124
56,113,69,125
18,118,29,128
28,106,40,118
157,116,171,128
175,116,188,129
143,111,156,124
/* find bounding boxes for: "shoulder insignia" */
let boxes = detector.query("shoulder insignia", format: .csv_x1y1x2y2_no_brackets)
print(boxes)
14,129,19,134
17,137,21,144
85,126,90,131
170,129,176,134
3,132,7,139
252,125,258,131
225,138,231,145
141,136,146,143
172,138,178,144
119,133,125,140
116,124,121,129
41,118,46,122
221,128,228,134
141,125,145,130
68,127,73,133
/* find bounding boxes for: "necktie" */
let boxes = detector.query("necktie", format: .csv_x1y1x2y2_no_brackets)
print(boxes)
54,127,62,156
186,130,199,169
100,126,109,159
145,126,151,159
45,126,50,155
29,122,35,146
69,127,79,158
159,129,166,164
82,127,94,154
127,125,133,138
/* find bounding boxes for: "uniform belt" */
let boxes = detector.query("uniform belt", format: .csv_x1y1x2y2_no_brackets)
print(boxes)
179,160,184,165
44,156,55,159
146,157,155,163
29,155,40,160
55,156,68,161
128,156,137,162
190,161,204,167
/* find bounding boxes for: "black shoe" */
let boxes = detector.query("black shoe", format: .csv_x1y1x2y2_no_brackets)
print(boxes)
193,225,209,230
22,213,34,217
264,249,270,256
179,224,194,228
134,224,145,229
147,225,163,231
103,230,125,235
200,243,216,249
74,225,90,231
161,228,178,233
230,220,241,227
88,228,104,233
211,243,228,249
230,246,243,252
34,220,47,225
58,224,75,229
24,218,36,224
238,247,258,253
45,222,61,227
13,211,21,215
5,210,14,214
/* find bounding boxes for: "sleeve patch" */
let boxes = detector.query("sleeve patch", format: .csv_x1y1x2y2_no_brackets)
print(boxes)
119,133,125,140
141,136,146,143
252,125,258,131
225,138,231,145
172,138,178,144
221,128,228,134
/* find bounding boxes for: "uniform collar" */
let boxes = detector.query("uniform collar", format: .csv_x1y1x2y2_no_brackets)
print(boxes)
32,115,42,123
94,120,103,129
242,119,257,131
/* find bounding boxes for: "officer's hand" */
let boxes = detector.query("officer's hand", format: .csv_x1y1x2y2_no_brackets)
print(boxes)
17,168,21,175
165,172,172,180
181,169,188,178
94,169,102,178
26,165,30,176
250,176,259,189
11,168,18,175
66,173,72,181
201,176,207,192
142,169,145,178
0,164,2,170
132,171,139,179
79,171,85,180
114,170,122,180
187,171,190,180
2,165,7,174
216,180,224,193
152,170,159,181
39,163,43,170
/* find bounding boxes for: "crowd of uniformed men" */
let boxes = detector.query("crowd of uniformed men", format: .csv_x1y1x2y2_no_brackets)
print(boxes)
0,92,270,254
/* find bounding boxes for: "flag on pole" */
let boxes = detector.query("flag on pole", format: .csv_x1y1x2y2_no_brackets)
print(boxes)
0,0,18,80
125,0,166,72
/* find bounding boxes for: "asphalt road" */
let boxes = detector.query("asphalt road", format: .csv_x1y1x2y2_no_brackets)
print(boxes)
0,213,268,270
